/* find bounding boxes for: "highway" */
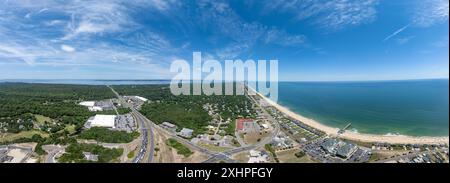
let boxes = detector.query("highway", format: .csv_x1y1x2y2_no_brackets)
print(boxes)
107,86,154,163
132,110,156,163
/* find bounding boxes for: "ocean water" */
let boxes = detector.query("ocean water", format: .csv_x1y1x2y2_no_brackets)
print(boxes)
277,80,449,136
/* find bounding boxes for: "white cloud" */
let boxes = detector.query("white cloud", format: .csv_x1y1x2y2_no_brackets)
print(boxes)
61,44,75,52
413,0,449,27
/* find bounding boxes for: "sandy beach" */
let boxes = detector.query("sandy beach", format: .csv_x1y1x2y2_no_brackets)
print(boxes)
251,88,449,145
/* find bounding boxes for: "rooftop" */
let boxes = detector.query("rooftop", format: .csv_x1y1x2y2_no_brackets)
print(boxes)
88,115,116,128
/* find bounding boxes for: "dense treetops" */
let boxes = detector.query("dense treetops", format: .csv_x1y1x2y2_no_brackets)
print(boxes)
58,142,123,163
0,83,117,132
78,127,139,143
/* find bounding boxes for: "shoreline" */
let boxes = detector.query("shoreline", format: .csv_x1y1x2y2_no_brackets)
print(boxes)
250,87,449,145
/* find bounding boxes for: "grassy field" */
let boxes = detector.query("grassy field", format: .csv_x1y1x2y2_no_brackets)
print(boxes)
127,149,136,159
166,138,193,157
0,130,49,143
34,114,52,125
63,124,76,134
276,149,317,163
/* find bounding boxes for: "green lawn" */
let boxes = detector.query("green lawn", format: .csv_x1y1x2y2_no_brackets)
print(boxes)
0,130,49,143
34,114,52,124
166,138,193,157
63,124,76,134
127,149,136,159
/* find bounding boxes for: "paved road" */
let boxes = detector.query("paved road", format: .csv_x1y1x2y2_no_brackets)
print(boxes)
107,86,154,163
43,145,64,163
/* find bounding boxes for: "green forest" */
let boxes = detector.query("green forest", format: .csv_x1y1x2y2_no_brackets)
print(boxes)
78,127,139,143
0,83,116,133
58,142,123,163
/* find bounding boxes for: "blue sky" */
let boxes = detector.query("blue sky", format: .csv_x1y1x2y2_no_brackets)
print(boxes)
0,0,448,81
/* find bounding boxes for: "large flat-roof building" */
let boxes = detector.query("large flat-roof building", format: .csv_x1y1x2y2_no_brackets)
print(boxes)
79,101,115,112
321,138,339,154
336,143,358,159
135,96,148,102
86,115,117,128
79,101,95,107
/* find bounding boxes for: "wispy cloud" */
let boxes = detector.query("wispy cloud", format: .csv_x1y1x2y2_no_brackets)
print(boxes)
149,0,181,11
413,0,449,27
260,0,379,30
396,36,415,45
264,28,307,46
196,0,309,59
0,0,180,79
383,24,410,42
0,44,37,65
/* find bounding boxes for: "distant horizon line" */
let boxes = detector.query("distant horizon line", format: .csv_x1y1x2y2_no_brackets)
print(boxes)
1,78,449,83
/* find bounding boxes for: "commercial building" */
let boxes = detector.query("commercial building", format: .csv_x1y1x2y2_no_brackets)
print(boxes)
160,122,177,132
86,115,117,128
248,150,270,163
271,135,294,150
178,128,194,138
336,143,358,158
236,119,260,133
94,101,114,111
320,138,359,159
135,96,148,102
123,96,148,109
79,101,95,107
321,138,339,154
79,100,115,112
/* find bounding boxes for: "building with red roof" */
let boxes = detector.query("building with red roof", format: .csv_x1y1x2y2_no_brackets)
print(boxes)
236,119,255,131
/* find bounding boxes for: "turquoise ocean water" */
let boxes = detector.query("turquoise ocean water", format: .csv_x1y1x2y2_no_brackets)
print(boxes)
276,79,449,136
